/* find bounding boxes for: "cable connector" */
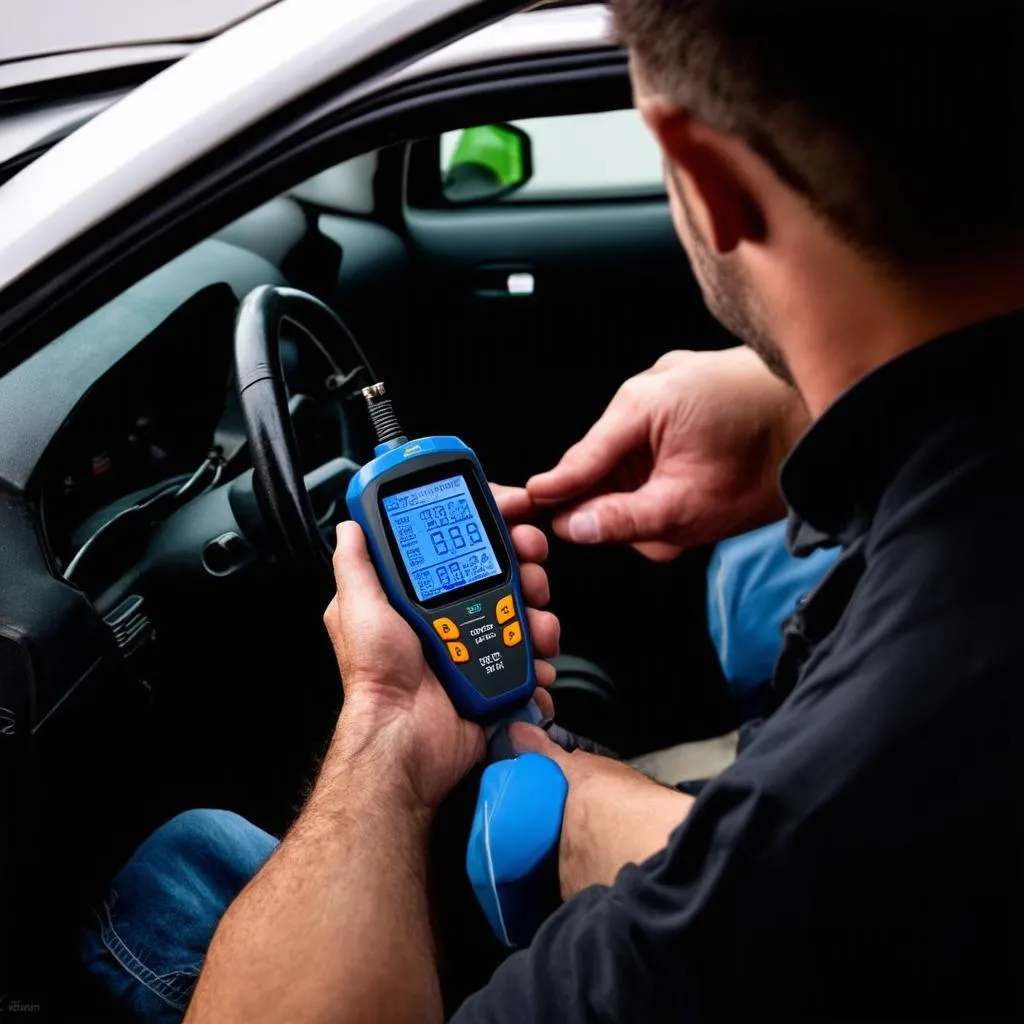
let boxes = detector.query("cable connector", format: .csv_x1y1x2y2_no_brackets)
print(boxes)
361,381,408,448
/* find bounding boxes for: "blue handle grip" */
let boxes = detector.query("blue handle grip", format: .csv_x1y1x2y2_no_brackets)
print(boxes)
466,753,568,947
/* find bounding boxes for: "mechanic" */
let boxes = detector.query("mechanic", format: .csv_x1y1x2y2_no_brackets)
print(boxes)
84,1,1024,1020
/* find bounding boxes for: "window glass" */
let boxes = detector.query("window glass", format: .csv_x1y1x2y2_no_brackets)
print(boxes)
440,108,664,202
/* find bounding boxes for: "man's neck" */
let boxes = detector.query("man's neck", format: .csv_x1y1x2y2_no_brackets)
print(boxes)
775,246,1024,418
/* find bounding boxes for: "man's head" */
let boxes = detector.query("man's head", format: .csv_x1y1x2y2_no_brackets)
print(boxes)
611,0,1024,393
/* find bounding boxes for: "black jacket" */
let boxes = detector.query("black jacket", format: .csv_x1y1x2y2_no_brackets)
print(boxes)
457,313,1024,1022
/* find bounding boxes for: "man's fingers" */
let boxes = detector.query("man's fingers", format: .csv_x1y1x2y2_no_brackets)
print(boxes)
549,477,688,549
490,483,533,522
332,522,562,676
519,562,551,609
528,608,560,659
508,722,567,766
535,659,556,688
527,404,644,507
510,523,548,565
533,686,555,720
332,521,390,614
632,539,685,563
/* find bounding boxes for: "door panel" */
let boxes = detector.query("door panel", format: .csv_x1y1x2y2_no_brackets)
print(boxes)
401,192,738,753
402,200,725,486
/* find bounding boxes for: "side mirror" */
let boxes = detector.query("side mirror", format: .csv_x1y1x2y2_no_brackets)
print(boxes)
442,123,534,204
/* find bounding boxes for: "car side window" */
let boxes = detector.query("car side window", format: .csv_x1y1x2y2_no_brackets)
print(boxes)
439,108,665,204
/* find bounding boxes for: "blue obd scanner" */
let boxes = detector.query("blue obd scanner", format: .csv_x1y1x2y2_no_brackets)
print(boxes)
346,382,567,946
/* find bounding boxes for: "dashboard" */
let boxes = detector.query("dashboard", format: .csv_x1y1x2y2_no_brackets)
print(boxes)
39,287,235,569
0,239,287,576
35,290,357,584
0,238,286,718
0,203,403,741
0,239,285,498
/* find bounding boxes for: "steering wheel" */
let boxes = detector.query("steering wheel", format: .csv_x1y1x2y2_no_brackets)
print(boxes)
234,285,372,576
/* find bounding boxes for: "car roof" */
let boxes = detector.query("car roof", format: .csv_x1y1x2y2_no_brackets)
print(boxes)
1,0,278,63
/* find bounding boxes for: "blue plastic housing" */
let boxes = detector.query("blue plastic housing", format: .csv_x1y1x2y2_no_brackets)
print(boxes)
466,753,569,947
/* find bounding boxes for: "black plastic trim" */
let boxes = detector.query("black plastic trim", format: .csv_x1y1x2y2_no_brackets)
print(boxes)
0,64,172,111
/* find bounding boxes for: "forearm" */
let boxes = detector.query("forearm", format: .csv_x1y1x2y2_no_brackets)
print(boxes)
557,756,694,899
185,714,441,1024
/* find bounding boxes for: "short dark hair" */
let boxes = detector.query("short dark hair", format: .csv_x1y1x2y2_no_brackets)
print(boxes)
610,0,1024,266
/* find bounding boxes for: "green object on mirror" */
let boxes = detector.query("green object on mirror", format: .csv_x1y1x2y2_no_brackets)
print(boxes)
444,123,533,203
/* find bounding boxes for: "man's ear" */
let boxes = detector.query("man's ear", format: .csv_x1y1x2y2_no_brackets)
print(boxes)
638,98,766,254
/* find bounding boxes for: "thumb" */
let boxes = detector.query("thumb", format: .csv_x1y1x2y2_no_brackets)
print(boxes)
527,404,645,507
332,521,390,617
550,476,686,547
508,723,569,767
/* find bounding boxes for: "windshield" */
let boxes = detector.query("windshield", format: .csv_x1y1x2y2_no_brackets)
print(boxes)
0,0,282,186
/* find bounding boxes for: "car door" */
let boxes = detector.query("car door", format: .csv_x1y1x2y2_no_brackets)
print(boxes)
397,106,738,752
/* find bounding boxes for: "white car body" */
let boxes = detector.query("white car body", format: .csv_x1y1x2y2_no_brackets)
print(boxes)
0,1,610,295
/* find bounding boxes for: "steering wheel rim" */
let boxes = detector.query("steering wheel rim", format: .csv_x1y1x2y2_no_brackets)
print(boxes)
234,285,369,574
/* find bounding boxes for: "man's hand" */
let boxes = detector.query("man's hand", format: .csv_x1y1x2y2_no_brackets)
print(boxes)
186,515,560,1024
527,347,810,561
323,514,560,810
510,723,694,899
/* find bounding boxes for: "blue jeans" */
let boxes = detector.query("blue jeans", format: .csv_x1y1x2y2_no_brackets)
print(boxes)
84,523,836,1022
707,519,840,717
81,810,278,1023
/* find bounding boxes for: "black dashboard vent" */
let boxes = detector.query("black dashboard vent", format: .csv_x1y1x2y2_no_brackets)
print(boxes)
104,595,153,657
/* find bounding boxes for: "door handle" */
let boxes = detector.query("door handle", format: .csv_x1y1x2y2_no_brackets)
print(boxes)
474,263,536,298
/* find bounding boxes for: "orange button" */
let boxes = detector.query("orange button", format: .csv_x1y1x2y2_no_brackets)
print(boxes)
502,621,522,647
496,594,516,624
432,617,460,641
447,641,470,663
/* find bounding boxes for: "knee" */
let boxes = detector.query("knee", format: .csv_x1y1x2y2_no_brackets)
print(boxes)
90,810,278,959
152,808,275,860
82,811,276,1020
137,809,278,887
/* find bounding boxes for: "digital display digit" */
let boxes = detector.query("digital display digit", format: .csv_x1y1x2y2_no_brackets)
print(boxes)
382,474,501,602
